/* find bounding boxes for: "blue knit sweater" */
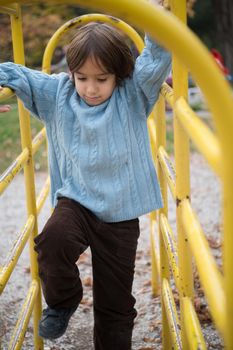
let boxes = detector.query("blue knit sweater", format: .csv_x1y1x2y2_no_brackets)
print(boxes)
0,36,171,222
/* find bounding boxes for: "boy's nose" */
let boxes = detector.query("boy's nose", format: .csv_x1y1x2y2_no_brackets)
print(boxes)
87,83,97,95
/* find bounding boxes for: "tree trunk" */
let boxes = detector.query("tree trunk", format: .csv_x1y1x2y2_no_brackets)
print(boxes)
212,0,233,75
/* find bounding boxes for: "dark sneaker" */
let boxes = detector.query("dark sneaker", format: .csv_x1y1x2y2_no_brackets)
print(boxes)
38,306,77,339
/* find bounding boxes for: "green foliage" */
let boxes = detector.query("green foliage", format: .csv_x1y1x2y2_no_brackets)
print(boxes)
0,103,47,173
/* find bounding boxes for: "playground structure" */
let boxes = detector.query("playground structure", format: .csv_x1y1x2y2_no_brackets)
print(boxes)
0,0,233,349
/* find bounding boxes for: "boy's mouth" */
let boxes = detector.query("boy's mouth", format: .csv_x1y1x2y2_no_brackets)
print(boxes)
84,96,102,105
85,96,100,100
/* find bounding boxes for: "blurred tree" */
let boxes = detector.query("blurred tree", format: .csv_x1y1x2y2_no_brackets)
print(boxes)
0,4,88,67
187,0,233,75
187,1,217,48
211,0,233,75
163,0,232,75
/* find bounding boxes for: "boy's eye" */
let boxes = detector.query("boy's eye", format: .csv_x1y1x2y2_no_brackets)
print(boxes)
97,78,107,82
77,77,86,81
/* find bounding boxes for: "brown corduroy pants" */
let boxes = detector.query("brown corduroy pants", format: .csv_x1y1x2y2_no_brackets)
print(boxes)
34,197,140,350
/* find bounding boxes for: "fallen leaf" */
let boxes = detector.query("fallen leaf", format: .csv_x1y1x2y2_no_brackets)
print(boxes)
83,276,92,287
143,280,151,287
23,266,30,273
80,297,93,307
207,236,222,249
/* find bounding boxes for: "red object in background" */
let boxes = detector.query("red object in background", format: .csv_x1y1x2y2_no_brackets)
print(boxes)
211,49,229,76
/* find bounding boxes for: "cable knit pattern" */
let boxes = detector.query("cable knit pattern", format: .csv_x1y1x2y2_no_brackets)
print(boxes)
0,36,171,222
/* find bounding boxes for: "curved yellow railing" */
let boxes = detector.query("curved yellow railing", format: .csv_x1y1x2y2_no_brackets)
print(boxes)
42,13,144,73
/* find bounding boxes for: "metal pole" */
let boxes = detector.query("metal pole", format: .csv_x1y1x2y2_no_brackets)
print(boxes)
10,4,43,349
170,0,193,348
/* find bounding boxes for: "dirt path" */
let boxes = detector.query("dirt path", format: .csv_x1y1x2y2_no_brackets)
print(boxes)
0,153,223,349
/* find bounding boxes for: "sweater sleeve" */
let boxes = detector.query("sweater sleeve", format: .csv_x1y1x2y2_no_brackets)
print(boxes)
124,35,171,116
0,62,65,122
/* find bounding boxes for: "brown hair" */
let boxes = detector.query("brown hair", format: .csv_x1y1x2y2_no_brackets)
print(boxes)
66,22,135,85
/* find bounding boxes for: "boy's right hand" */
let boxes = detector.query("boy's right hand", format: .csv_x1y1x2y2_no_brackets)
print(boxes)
0,86,11,113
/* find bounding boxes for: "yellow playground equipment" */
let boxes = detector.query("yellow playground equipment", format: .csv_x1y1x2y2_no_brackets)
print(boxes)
0,1,233,349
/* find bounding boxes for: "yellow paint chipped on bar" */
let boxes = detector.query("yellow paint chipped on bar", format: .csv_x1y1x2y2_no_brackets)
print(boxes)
42,13,144,74
160,214,180,290
162,278,182,350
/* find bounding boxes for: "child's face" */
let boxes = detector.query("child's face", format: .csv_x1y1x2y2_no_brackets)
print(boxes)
74,57,116,106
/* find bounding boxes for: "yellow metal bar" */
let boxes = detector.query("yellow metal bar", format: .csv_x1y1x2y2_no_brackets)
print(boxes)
36,177,50,215
154,95,172,348
0,215,35,294
160,213,180,290
32,128,46,156
150,218,160,295
148,110,160,296
0,148,29,195
0,87,15,101
42,13,144,73
160,82,174,108
154,96,167,211
10,6,43,349
8,280,39,350
157,146,176,199
183,297,207,350
171,0,193,283
162,278,182,350
148,112,158,186
175,97,222,177
148,117,157,158
171,1,193,347
181,198,225,335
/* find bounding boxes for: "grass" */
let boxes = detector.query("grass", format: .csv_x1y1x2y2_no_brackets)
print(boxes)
0,101,48,174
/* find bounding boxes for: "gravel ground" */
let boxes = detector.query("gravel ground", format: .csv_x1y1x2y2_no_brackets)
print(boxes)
0,153,223,349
